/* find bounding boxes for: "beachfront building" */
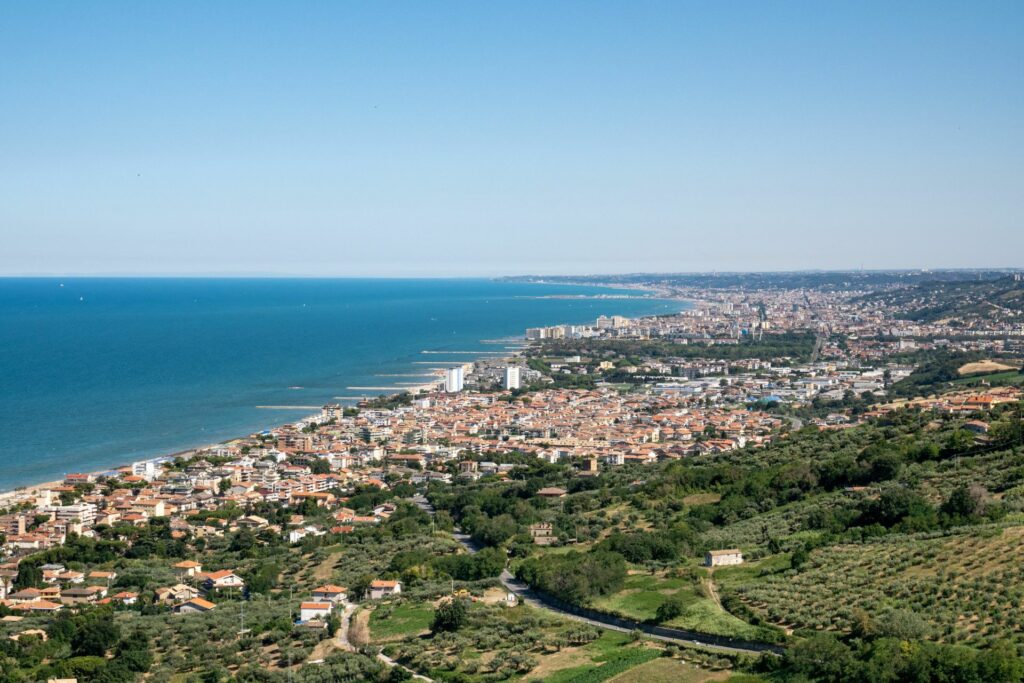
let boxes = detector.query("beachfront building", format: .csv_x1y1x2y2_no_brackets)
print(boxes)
445,367,464,393
504,366,521,390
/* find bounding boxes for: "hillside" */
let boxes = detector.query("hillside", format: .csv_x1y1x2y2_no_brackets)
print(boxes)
428,397,1024,680
859,276,1024,325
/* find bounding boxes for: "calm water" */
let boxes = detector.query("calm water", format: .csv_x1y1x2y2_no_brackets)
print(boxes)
0,278,685,490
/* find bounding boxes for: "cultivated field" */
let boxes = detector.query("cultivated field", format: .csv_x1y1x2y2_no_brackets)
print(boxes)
733,525,1024,648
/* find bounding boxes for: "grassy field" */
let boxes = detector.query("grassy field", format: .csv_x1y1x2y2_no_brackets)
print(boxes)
950,369,1024,387
368,601,434,641
588,570,765,640
590,572,690,620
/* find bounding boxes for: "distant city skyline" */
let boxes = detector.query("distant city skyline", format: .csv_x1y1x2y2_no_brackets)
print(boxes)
2,2,1022,276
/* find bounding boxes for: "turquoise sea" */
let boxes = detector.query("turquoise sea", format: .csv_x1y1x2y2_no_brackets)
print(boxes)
0,278,685,491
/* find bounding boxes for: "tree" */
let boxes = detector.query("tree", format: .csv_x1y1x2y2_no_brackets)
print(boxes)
940,484,990,524
655,593,685,623
73,615,122,657
431,597,469,633
784,634,859,683
14,563,42,590
875,609,930,640
350,574,374,601
790,545,809,570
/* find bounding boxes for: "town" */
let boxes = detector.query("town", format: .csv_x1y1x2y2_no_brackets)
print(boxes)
2,273,1024,682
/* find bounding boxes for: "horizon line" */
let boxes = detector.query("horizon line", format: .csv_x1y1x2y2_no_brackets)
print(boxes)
1,267,1023,280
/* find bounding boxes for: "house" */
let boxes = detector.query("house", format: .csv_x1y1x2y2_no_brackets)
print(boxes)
60,587,103,605
235,515,269,529
528,522,555,546
87,571,117,584
200,569,245,591
12,599,63,613
155,584,200,604
368,579,401,599
112,591,138,606
56,571,85,584
311,584,348,604
299,602,332,622
536,487,567,499
174,597,216,614
705,549,744,567
6,588,42,604
173,560,202,578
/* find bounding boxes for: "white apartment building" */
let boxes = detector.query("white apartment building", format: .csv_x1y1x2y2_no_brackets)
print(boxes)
445,367,464,393
43,503,97,527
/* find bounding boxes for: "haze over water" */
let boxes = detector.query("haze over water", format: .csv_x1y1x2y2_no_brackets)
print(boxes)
0,278,685,491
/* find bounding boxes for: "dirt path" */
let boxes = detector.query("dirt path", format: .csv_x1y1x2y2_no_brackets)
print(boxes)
348,607,371,648
704,574,722,610
377,651,434,682
311,601,357,660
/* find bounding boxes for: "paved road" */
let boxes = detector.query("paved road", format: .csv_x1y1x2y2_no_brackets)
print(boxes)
447,524,782,655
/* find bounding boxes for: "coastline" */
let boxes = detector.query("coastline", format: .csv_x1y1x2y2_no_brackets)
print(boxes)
0,285,688,500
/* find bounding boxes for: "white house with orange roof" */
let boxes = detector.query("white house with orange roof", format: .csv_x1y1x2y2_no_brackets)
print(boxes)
368,579,401,599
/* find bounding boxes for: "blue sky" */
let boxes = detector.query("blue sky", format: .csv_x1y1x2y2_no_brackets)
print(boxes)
1,1,1021,276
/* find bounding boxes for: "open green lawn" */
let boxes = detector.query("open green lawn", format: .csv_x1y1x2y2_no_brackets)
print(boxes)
662,597,765,640
590,572,690,620
368,602,434,640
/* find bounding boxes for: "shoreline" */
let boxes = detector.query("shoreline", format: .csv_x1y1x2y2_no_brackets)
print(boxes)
0,286,689,500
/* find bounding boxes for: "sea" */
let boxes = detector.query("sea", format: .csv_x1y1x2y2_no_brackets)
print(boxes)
0,278,687,491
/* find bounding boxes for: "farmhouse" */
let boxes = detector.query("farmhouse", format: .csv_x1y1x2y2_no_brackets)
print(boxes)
528,522,555,546
705,549,744,567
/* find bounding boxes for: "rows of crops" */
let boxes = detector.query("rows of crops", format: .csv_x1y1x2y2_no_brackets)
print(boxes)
735,526,1024,647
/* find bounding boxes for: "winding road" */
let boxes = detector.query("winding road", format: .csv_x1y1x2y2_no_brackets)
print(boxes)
414,496,784,656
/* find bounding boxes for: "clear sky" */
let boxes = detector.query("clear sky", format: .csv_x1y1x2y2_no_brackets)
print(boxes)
1,1,1022,276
